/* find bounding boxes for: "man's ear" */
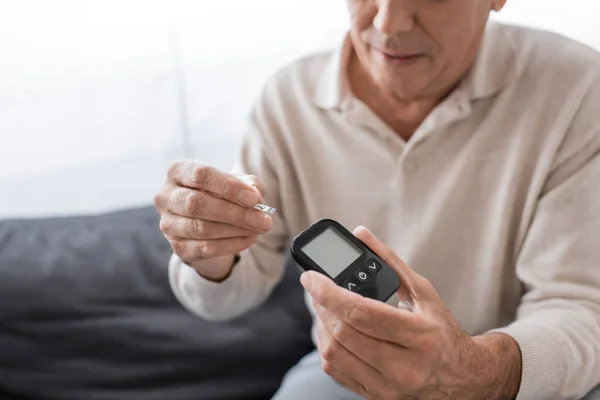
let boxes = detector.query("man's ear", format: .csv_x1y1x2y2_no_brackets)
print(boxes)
491,0,507,12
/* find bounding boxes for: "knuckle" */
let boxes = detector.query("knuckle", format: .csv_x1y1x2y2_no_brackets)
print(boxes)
153,192,162,209
192,164,213,186
185,218,204,236
345,301,369,327
320,358,334,377
202,241,217,258
170,239,187,256
167,161,183,179
321,342,338,363
154,187,168,210
195,191,208,211
331,320,351,342
190,243,204,259
173,189,187,210
192,241,214,259
159,216,172,236
184,192,199,214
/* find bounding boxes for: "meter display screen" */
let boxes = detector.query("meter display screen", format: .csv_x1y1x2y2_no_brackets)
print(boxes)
301,226,362,278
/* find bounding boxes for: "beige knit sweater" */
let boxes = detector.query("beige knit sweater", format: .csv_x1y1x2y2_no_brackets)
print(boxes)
170,21,600,400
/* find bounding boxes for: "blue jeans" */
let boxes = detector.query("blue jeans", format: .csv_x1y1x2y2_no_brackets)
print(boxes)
272,350,600,400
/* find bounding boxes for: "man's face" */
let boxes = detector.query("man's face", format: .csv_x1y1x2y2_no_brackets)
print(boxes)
346,0,506,101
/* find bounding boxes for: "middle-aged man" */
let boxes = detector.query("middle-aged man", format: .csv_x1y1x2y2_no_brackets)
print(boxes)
154,0,600,399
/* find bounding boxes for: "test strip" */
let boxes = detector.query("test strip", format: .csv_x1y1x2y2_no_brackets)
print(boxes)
254,204,277,214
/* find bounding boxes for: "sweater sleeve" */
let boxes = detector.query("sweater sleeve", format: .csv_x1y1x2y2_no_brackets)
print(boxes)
494,145,600,400
168,84,290,321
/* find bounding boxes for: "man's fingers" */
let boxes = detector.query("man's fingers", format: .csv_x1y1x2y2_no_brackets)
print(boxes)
167,160,261,208
316,304,406,382
160,214,257,240
301,271,425,346
240,174,266,201
164,186,272,231
168,236,257,262
352,225,413,282
316,319,373,399
352,226,425,308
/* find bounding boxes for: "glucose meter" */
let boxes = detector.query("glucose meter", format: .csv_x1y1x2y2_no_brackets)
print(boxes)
291,219,400,303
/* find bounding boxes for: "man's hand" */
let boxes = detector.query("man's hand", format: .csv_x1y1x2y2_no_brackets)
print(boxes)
154,160,272,281
301,226,522,400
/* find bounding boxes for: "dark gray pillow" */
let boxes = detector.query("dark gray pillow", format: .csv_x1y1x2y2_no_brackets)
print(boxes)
0,207,314,400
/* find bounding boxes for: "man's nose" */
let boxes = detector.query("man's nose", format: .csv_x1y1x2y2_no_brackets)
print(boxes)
373,0,416,36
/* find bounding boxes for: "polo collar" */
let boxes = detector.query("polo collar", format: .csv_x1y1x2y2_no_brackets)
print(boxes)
461,20,521,101
311,35,353,110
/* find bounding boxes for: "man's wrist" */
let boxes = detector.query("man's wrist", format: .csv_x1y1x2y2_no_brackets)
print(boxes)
191,254,239,282
469,332,522,400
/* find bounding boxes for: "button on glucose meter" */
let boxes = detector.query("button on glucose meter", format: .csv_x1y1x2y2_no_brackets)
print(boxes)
354,267,371,283
342,278,360,292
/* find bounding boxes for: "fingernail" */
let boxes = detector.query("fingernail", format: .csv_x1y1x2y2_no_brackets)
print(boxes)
238,188,259,207
300,272,313,291
260,214,272,231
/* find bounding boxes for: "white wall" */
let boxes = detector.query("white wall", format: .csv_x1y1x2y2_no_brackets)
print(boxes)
0,1,348,218
495,0,600,46
0,0,598,218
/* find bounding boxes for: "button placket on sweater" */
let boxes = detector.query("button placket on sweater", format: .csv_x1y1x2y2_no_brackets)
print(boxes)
397,91,473,173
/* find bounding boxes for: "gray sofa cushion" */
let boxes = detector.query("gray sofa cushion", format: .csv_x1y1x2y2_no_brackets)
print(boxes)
0,207,314,400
